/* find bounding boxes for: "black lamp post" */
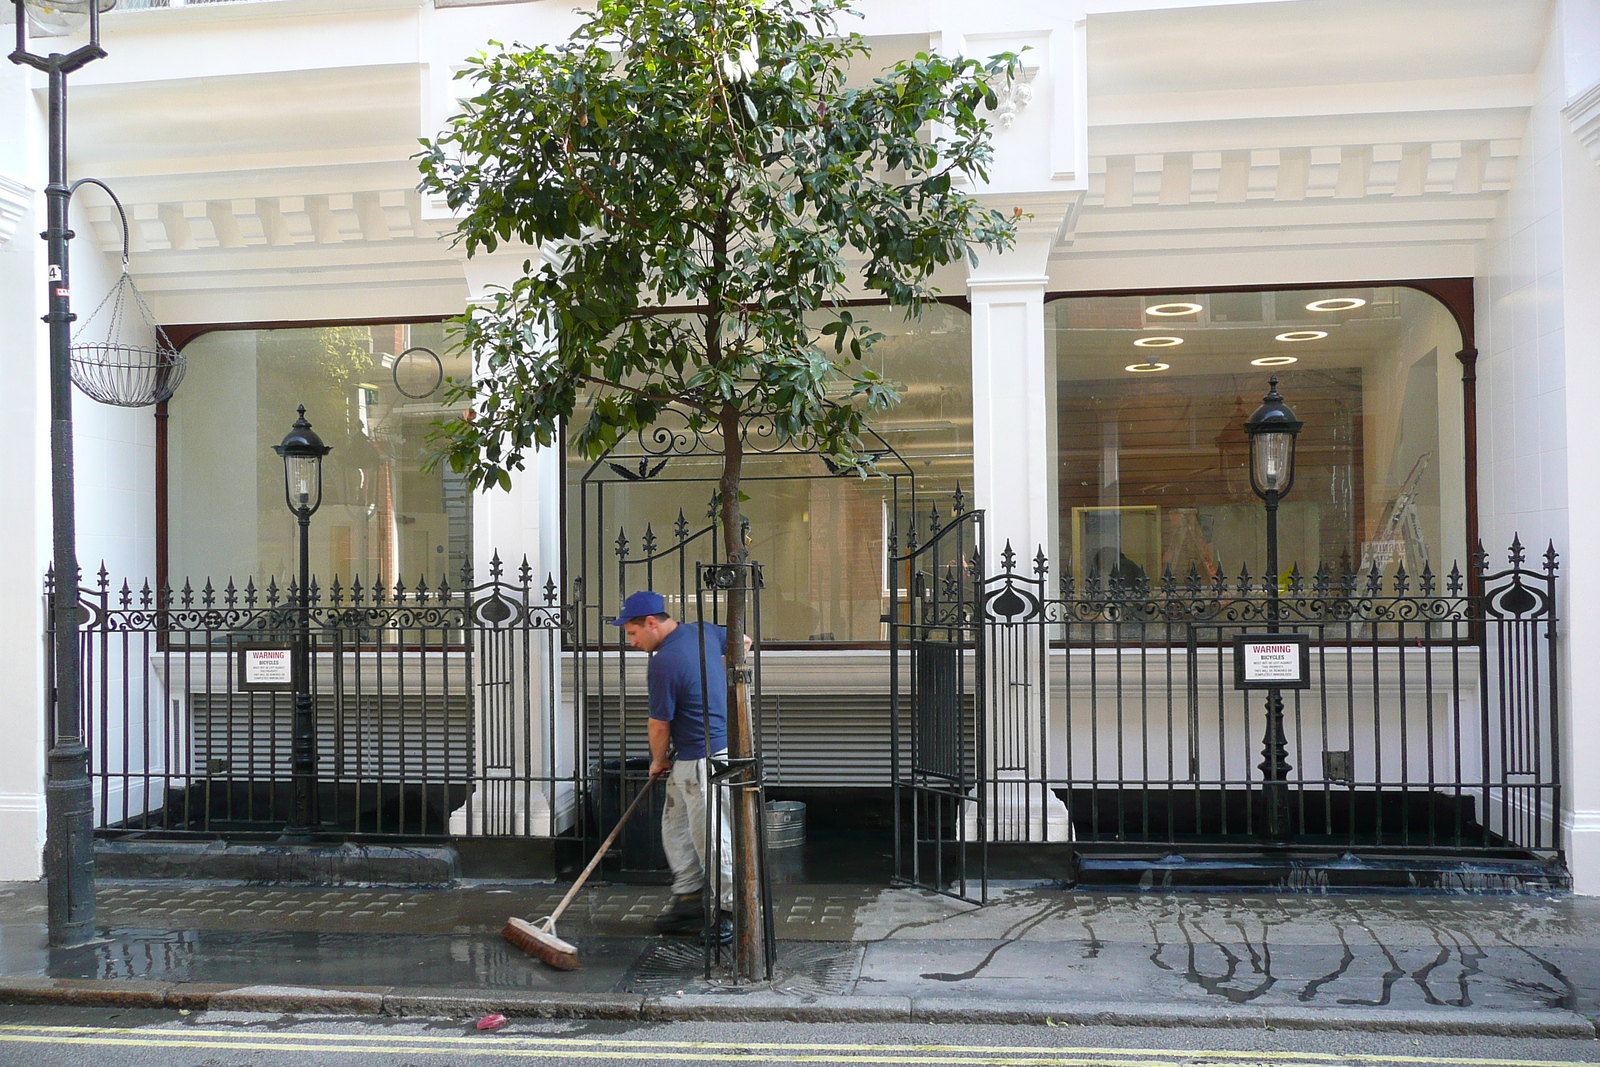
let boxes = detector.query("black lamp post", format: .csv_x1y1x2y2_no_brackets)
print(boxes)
274,406,331,840
12,0,113,948
1243,377,1303,842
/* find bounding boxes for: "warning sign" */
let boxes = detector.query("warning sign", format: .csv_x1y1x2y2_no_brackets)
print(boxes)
238,645,294,691
1232,633,1310,690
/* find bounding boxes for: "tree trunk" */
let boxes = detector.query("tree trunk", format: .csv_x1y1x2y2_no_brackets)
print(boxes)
718,403,765,980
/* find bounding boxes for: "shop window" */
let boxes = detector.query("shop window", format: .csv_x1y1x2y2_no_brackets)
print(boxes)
168,322,471,586
568,303,972,644
1049,288,1465,584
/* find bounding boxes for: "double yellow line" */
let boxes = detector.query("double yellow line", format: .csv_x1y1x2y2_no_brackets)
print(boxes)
0,1025,1591,1066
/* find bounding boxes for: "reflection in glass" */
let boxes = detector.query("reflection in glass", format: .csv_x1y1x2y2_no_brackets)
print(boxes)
1050,288,1464,584
170,322,472,587
567,304,973,643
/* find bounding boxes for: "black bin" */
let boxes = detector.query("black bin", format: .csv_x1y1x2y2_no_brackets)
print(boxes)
596,758,669,872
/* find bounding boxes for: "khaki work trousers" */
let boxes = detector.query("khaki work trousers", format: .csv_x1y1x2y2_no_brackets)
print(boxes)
661,752,734,909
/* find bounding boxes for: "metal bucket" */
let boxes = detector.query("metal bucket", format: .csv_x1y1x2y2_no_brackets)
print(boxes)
765,800,806,851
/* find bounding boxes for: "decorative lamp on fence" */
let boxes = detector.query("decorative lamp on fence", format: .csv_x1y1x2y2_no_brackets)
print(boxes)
275,406,331,517
273,406,332,840
1242,377,1303,842
1244,377,1302,503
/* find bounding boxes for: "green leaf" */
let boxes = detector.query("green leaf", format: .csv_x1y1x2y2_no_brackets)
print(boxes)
417,0,1017,507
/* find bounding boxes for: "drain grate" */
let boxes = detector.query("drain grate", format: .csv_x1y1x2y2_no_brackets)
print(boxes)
772,941,863,996
619,940,862,995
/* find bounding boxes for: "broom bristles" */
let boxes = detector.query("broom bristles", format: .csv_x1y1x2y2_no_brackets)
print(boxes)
502,916,579,971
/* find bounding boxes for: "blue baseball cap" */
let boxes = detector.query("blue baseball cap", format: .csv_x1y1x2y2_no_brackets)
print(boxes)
612,590,666,625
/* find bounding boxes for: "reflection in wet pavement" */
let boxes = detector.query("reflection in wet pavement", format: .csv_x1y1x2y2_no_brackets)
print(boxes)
854,889,1600,1016
3,880,1600,1021
33,929,648,992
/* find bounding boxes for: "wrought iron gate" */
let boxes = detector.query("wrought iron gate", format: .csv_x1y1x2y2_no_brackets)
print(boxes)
888,506,986,902
891,514,1564,894
572,515,726,876
570,409,922,872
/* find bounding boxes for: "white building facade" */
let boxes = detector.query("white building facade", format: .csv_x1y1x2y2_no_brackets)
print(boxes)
1,0,1596,889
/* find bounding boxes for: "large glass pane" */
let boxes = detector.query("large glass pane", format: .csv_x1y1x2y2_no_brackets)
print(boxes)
568,303,972,643
1049,288,1465,584
169,322,472,586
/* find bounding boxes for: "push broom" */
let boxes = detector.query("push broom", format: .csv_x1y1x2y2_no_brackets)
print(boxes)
503,773,662,970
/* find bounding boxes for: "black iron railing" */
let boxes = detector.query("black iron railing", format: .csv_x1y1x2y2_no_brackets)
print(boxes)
52,555,571,838
60,517,1562,875
972,534,1561,858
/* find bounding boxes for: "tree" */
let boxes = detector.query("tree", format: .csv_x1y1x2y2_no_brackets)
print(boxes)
418,0,1017,974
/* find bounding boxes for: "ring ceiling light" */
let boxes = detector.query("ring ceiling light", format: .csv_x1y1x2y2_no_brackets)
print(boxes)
1305,297,1366,312
1251,355,1298,367
1275,330,1327,342
1125,362,1170,373
1146,302,1203,316
1133,336,1184,348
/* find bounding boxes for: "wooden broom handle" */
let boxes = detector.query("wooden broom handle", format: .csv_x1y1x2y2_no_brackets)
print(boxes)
544,772,662,928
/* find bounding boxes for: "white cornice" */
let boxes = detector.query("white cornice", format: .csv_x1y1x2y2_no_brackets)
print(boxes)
972,190,1084,254
1564,81,1600,168
1094,74,1537,130
0,171,32,250
1085,139,1518,210
0,792,41,813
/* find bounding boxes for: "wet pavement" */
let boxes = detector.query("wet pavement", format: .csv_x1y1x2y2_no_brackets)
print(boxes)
2,880,1600,1030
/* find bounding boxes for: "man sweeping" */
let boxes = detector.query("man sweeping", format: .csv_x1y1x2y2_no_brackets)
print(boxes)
614,590,738,942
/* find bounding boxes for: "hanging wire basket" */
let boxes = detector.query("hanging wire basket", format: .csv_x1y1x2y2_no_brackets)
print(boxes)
68,179,187,408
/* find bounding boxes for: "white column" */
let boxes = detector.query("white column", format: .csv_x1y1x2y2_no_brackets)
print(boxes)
1559,63,1600,892
447,246,570,836
965,210,1074,842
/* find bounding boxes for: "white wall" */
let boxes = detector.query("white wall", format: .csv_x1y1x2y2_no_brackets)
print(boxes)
1477,11,1566,566
0,0,1585,884
0,57,48,880
1553,0,1600,893
1475,0,1600,892
0,57,163,873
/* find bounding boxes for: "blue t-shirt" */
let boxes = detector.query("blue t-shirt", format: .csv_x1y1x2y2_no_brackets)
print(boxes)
647,622,729,760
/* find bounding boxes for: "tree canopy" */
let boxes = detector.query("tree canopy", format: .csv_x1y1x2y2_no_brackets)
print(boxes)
418,0,1019,531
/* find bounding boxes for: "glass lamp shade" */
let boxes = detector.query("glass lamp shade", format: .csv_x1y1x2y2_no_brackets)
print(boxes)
272,406,332,516
22,0,116,37
1250,431,1295,496
284,454,322,513
1242,377,1303,500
